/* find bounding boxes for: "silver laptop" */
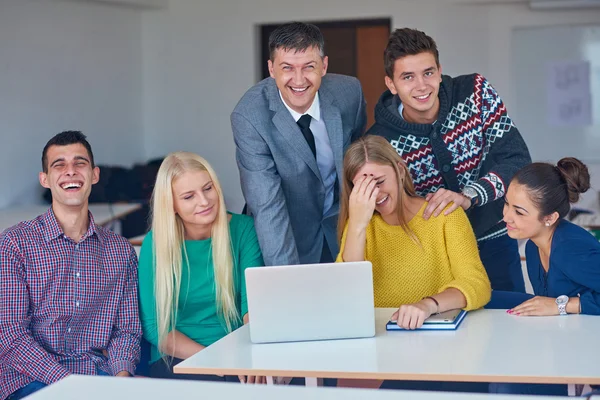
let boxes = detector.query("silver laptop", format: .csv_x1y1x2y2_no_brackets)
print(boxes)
245,261,375,344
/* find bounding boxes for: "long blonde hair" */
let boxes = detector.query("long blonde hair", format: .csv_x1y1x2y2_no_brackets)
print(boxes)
150,152,238,359
338,135,419,242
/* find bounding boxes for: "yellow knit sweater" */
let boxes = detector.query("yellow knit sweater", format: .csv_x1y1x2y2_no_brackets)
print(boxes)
337,202,491,310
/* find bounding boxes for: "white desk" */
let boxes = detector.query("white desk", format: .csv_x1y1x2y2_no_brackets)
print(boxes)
0,203,141,233
175,308,600,385
26,375,571,400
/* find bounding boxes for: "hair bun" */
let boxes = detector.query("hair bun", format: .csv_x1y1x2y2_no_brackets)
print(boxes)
556,157,590,203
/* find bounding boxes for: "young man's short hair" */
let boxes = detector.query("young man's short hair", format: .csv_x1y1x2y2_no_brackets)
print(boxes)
42,130,95,173
384,28,440,78
268,22,325,61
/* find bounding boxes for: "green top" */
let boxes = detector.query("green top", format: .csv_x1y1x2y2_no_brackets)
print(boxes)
138,213,264,363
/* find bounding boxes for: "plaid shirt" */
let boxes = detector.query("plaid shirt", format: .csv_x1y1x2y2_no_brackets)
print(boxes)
0,208,141,399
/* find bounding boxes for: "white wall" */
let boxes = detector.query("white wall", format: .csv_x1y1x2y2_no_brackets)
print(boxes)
141,0,492,212
484,5,600,210
2,0,598,212
0,0,144,208
141,0,600,212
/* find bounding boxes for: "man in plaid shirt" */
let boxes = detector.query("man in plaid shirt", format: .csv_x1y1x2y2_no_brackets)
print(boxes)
0,131,142,399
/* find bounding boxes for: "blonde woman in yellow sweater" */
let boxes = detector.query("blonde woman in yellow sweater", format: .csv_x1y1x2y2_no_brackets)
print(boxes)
337,135,491,331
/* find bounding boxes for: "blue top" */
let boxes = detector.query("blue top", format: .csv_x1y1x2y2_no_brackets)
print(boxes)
526,220,600,315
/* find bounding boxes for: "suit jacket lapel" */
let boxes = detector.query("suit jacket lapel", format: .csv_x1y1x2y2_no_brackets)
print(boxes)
267,81,322,181
319,86,344,179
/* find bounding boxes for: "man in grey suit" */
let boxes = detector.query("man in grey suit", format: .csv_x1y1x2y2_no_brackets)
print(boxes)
232,22,366,266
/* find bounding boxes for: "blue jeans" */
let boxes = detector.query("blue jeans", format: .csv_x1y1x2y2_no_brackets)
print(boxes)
7,381,47,400
489,382,568,396
479,234,525,293
8,368,109,399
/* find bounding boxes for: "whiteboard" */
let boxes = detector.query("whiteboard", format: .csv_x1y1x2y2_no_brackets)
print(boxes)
512,24,600,163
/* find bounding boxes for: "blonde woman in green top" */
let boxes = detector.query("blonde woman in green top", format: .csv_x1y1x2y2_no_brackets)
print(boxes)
138,152,264,383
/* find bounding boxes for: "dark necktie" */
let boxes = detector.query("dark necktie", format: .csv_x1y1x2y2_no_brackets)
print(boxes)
297,114,317,158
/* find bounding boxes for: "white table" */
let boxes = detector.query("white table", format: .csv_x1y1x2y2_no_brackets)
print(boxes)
175,308,600,386
26,375,572,400
0,203,141,233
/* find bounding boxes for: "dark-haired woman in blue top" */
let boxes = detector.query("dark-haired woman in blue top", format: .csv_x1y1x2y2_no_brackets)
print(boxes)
491,157,600,395
504,157,600,317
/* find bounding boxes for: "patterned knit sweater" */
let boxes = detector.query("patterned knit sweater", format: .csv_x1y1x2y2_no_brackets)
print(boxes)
337,203,491,310
367,74,531,241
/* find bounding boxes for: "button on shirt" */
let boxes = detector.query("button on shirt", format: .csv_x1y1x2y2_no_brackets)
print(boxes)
279,91,337,215
0,208,141,399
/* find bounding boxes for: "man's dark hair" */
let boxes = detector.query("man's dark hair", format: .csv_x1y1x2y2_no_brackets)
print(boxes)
384,28,440,78
268,22,325,61
42,130,95,173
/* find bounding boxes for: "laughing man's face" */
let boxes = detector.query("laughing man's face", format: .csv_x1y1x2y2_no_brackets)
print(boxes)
268,45,328,114
40,143,99,209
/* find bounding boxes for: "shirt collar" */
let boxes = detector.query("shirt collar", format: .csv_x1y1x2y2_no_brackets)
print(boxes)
397,101,405,120
278,91,321,122
396,96,436,126
42,207,100,243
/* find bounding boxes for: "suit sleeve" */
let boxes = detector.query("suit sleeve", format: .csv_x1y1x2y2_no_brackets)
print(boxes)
465,75,531,207
231,111,300,266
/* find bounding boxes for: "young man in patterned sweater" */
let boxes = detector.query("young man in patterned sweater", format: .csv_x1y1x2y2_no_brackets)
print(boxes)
367,28,531,292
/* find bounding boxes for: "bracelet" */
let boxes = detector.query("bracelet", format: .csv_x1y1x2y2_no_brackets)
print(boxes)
423,296,440,315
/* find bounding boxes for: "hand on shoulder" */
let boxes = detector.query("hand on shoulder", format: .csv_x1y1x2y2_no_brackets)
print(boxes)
423,189,471,220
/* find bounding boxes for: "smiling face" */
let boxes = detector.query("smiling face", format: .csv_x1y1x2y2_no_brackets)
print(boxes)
171,169,219,234
353,162,401,222
385,52,442,124
268,45,328,114
39,143,99,209
503,182,557,240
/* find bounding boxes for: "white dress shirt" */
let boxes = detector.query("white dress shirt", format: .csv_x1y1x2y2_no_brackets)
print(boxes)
279,91,336,215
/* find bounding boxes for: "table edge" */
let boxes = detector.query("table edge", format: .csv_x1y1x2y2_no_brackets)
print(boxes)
172,365,600,384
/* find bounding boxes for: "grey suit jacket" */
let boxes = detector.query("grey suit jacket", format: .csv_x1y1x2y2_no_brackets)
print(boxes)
231,74,366,266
